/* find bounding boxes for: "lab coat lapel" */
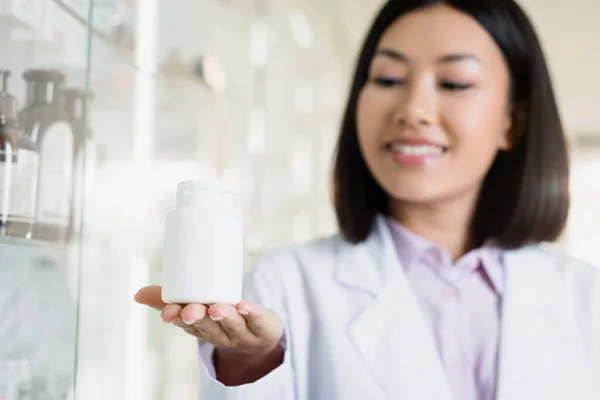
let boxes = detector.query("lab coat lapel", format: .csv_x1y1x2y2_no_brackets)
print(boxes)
496,246,587,400
337,216,453,400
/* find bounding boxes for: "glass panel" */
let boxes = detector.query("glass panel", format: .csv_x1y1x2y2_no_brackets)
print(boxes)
0,0,94,398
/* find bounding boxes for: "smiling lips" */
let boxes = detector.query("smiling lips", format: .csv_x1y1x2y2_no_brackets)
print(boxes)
388,140,447,166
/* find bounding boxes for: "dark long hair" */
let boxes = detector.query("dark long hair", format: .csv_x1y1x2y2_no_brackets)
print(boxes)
333,0,570,248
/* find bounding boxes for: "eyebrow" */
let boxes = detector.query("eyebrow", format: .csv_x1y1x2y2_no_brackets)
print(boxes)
374,48,481,64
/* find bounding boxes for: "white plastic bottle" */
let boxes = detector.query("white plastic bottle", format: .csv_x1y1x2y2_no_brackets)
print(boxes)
161,180,244,305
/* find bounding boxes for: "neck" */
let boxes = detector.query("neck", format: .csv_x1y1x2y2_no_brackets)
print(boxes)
389,194,479,261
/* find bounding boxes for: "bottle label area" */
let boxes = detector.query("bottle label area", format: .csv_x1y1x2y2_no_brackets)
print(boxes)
37,122,74,226
72,140,97,233
0,149,39,222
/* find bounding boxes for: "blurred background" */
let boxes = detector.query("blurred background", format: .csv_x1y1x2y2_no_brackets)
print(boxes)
0,0,598,398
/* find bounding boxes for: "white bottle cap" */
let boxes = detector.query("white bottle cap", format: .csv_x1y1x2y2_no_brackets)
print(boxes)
175,180,236,208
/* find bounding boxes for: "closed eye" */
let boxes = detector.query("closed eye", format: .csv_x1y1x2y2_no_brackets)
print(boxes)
372,77,405,87
440,82,472,91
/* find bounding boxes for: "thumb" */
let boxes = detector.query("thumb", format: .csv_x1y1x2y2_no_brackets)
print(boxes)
134,285,168,310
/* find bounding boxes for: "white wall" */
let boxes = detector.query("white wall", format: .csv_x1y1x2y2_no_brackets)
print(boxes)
519,0,600,135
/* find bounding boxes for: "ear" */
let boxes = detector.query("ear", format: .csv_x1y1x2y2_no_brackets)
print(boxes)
499,102,526,151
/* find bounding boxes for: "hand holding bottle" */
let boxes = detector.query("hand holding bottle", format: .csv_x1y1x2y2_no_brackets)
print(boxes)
135,285,285,385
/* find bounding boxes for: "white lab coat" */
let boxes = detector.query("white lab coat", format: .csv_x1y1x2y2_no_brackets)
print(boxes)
198,216,600,400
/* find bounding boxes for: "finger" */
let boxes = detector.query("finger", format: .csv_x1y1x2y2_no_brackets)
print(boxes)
208,304,253,344
235,300,281,338
180,303,208,325
175,305,224,343
161,304,183,323
134,286,168,310
173,320,202,336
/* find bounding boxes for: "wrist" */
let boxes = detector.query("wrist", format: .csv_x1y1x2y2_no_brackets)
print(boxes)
216,337,283,364
213,339,284,385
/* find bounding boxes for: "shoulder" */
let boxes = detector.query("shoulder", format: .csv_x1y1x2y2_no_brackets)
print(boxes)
508,244,600,298
248,234,345,281
258,234,344,265
520,245,600,355
241,234,348,308
519,243,599,275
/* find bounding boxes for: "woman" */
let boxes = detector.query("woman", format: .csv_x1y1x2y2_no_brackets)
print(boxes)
135,1,600,399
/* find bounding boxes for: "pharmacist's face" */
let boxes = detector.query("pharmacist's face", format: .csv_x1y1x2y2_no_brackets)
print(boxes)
356,4,515,207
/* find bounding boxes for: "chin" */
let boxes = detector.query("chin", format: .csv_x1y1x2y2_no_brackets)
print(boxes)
388,190,441,205
380,176,444,205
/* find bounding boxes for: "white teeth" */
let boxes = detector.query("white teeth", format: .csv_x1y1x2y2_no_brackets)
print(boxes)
390,143,444,156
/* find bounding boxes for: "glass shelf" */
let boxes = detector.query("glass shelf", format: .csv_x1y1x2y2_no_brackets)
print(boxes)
0,235,70,251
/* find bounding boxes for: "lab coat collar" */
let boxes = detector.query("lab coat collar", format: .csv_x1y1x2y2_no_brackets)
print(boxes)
335,215,399,296
335,216,579,400
338,215,454,399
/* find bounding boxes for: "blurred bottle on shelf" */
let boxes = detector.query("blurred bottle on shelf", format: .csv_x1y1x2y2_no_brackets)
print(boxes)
0,69,39,239
19,69,74,244
62,87,96,240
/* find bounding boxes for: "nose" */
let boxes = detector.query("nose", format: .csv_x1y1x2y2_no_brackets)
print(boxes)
394,80,436,127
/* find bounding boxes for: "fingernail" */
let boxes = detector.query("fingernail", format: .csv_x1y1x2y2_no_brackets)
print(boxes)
209,315,223,322
237,307,249,316
182,318,195,325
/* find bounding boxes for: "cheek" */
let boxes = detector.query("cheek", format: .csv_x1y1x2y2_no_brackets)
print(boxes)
444,94,508,161
356,88,392,153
